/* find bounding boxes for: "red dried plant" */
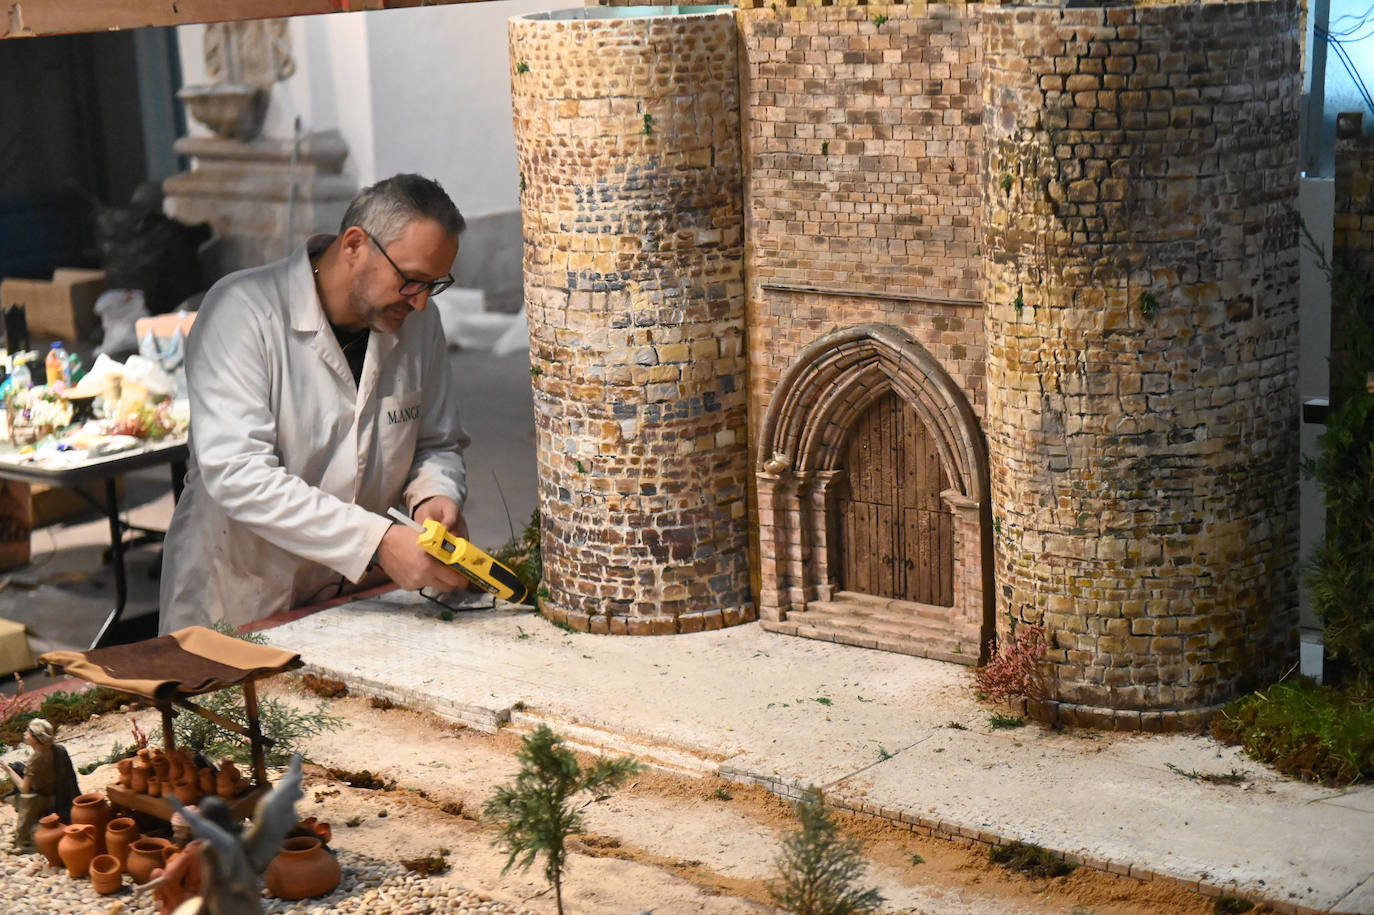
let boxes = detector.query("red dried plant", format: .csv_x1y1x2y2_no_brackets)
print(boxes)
130,715,149,750
974,623,1048,704
0,672,29,724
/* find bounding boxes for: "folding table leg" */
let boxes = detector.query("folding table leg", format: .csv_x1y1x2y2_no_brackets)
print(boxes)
88,477,128,649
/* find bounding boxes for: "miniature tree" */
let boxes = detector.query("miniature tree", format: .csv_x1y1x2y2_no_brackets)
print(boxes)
771,786,884,915
484,725,640,915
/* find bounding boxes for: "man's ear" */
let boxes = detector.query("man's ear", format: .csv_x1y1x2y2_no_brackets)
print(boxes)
339,226,370,265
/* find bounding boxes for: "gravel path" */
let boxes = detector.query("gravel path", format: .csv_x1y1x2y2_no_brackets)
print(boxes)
0,842,535,915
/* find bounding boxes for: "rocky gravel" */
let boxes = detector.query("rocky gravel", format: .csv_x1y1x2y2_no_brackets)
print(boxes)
0,840,535,915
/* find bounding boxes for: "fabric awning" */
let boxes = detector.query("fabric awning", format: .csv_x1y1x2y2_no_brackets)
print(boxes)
39,625,302,701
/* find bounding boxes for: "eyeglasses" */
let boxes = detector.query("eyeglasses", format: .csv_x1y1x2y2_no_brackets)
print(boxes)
365,230,454,297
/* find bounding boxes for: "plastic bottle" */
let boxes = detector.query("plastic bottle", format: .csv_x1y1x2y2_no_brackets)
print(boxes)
10,356,31,390
45,341,68,387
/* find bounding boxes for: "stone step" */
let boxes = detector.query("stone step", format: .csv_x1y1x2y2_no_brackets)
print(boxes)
765,615,974,666
810,595,952,626
791,606,955,646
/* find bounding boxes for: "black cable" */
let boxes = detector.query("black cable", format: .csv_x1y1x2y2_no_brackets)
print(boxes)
420,587,495,615
1316,26,1374,116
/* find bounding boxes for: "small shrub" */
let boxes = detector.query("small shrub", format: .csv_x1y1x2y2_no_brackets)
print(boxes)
493,509,543,601
1210,677,1374,786
989,841,1074,878
1,685,126,748
974,623,1048,705
987,714,1026,730
484,725,640,915
771,786,883,915
172,687,343,766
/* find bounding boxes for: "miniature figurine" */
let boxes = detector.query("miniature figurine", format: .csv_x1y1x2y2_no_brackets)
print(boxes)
1,718,80,852
155,754,305,915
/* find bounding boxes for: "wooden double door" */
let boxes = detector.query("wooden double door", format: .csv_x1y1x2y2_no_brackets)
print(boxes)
834,391,954,606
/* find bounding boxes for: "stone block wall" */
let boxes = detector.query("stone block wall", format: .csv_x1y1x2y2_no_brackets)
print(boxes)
741,1,985,433
510,0,1304,728
982,0,1301,728
509,8,752,634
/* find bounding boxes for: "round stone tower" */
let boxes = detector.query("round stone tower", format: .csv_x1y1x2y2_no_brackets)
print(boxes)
509,6,752,634
981,0,1302,728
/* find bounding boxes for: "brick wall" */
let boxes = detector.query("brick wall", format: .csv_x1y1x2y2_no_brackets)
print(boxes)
982,0,1301,728
741,1,985,442
509,9,753,634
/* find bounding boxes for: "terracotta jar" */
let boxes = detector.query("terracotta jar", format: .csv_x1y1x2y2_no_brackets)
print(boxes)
197,765,216,796
115,757,134,788
173,775,201,806
130,763,151,794
216,760,244,799
33,813,65,867
105,817,138,871
70,793,112,854
264,836,341,900
58,823,98,878
147,774,162,797
150,749,171,781
126,836,171,885
89,853,122,895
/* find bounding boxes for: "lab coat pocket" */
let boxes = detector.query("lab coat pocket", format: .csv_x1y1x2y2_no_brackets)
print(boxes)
379,390,424,455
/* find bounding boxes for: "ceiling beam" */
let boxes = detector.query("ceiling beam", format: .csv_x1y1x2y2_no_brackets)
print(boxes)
2,0,487,40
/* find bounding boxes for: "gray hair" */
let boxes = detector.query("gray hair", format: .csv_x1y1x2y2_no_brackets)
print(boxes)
340,173,465,246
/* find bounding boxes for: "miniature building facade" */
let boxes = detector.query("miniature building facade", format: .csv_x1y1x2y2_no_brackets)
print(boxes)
511,0,1301,729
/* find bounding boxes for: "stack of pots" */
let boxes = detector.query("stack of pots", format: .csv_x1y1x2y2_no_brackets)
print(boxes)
117,747,238,802
35,791,180,896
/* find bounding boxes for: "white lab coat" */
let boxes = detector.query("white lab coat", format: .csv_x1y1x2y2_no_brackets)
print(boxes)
159,238,469,633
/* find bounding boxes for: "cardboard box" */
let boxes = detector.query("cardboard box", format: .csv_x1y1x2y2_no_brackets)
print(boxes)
30,478,125,528
1,267,106,343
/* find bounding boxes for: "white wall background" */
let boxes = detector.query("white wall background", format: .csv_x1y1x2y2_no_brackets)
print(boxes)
176,0,571,220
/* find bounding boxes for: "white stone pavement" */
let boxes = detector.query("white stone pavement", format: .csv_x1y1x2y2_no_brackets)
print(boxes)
259,591,1374,915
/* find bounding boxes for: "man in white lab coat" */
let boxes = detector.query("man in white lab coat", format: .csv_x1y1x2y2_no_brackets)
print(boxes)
159,174,473,633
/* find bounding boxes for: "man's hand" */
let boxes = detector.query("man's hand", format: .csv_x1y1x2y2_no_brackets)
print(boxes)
412,496,468,541
374,518,469,594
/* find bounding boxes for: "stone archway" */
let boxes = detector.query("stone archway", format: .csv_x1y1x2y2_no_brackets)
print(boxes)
755,324,992,664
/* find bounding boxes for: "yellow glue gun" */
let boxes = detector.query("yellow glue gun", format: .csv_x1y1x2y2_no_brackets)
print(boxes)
387,507,530,604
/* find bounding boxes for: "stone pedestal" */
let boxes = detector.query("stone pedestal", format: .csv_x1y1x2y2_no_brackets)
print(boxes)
162,130,355,281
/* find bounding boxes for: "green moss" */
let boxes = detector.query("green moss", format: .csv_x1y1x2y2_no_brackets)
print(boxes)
989,841,1074,879
1210,677,1374,786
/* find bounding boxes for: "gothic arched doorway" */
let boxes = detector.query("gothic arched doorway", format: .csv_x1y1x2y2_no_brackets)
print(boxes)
836,391,954,606
755,324,990,664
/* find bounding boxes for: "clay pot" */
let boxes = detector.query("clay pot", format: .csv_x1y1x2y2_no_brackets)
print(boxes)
130,764,150,794
58,823,98,878
115,757,134,788
216,760,243,800
70,793,112,854
264,836,341,900
136,748,151,766
173,775,201,806
89,853,122,895
147,775,162,797
150,749,171,781
33,813,65,867
197,765,216,796
126,837,170,885
105,817,138,871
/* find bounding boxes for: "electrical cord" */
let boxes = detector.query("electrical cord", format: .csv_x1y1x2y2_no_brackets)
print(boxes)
1316,25,1374,116
420,587,496,614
